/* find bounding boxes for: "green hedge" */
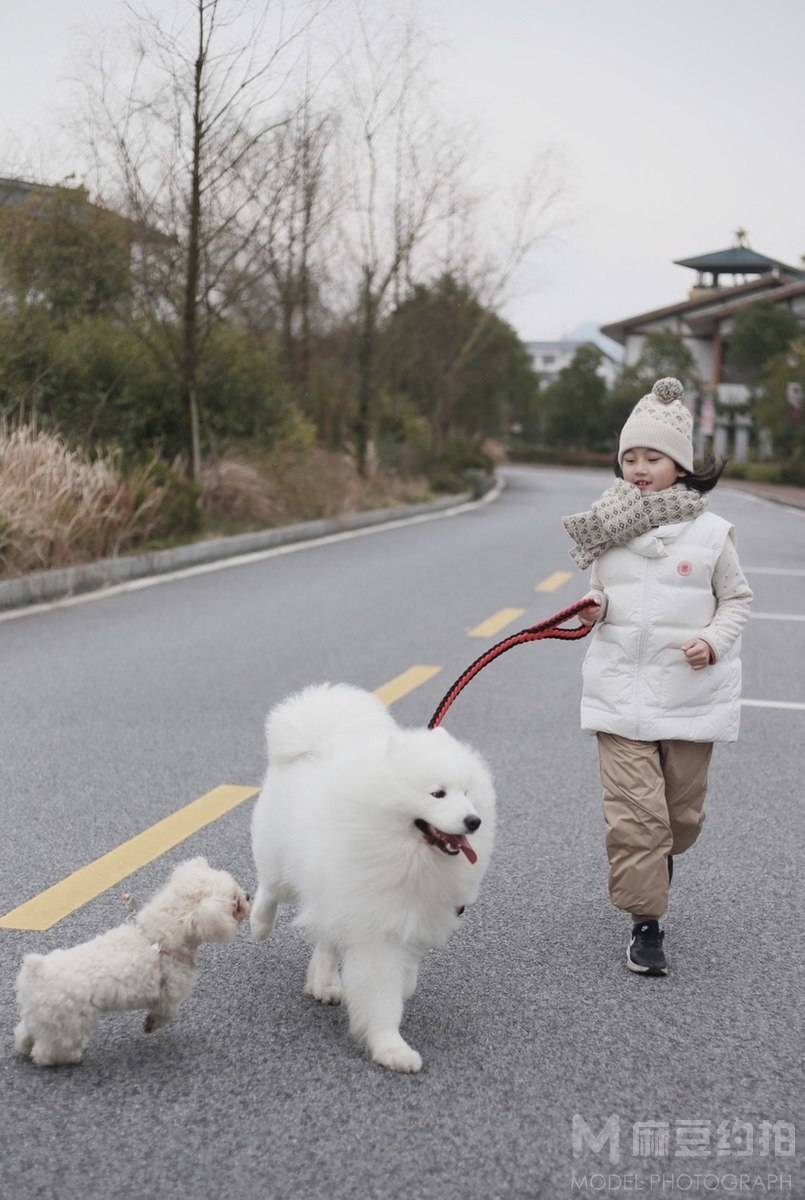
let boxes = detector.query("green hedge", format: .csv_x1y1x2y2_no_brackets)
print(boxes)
723,460,805,486
508,442,613,468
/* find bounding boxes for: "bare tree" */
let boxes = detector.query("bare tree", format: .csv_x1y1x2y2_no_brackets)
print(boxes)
235,78,338,405
83,0,326,479
430,150,568,446
332,4,458,475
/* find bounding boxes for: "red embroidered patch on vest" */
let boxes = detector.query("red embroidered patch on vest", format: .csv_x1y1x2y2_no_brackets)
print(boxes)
677,561,693,576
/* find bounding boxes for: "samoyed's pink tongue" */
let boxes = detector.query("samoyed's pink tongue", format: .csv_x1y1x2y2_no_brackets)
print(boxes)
418,820,479,865
442,833,477,864
460,839,478,865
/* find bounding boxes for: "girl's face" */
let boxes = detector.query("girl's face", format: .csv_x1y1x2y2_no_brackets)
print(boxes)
621,447,683,493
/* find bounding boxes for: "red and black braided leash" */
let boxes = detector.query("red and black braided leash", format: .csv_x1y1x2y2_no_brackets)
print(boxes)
428,597,594,729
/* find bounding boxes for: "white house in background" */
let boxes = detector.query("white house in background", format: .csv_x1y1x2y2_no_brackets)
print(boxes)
601,232,805,461
526,335,622,390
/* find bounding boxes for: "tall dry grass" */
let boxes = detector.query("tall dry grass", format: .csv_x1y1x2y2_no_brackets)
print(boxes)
200,446,431,526
0,426,164,578
0,428,432,580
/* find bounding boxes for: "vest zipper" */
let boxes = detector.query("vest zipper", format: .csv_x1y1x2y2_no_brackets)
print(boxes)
633,556,651,737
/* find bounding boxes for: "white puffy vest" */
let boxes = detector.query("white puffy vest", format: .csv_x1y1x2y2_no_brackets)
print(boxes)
581,512,742,743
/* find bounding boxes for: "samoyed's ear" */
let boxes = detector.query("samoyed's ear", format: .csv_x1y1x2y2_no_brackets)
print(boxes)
383,730,405,760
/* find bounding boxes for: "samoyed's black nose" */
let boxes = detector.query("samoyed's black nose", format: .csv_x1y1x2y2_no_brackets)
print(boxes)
464,815,482,833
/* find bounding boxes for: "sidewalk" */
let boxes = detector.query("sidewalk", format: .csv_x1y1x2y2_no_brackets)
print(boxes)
722,478,805,511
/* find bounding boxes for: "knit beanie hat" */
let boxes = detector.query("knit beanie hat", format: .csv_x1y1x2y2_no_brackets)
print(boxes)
618,377,694,472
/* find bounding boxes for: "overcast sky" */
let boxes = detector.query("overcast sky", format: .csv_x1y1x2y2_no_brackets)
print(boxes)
2,0,803,343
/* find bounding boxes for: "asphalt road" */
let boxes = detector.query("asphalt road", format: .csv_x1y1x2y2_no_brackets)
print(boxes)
1,466,803,1200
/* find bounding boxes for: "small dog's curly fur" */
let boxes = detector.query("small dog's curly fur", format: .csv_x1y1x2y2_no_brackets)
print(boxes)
14,857,250,1066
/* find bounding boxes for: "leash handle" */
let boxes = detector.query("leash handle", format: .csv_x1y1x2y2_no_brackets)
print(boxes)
428,598,594,729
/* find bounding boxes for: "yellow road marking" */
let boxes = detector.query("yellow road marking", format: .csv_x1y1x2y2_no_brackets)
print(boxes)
4,667,447,932
0,785,258,932
375,666,442,706
468,608,526,638
535,570,572,592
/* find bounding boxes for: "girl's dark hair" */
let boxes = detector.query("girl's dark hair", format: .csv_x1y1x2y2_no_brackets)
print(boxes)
613,450,727,494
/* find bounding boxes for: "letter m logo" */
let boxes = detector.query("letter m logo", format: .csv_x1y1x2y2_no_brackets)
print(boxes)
572,1114,620,1165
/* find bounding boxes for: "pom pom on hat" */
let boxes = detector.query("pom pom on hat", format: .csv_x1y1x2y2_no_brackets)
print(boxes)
652,377,685,405
618,376,693,472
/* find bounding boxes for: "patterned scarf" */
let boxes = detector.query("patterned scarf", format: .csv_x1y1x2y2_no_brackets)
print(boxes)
562,479,707,569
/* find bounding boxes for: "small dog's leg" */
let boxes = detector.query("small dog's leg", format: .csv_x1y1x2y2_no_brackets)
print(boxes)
342,941,422,1073
304,942,342,1004
250,884,278,941
143,1000,174,1034
29,1017,90,1066
31,1043,85,1067
14,1021,34,1057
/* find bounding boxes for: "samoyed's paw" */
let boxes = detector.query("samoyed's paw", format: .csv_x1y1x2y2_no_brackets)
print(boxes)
250,916,271,941
250,895,277,941
371,1036,422,1074
305,981,343,1005
305,944,342,1003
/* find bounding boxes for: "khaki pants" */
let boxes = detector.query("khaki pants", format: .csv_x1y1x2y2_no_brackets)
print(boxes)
597,733,713,920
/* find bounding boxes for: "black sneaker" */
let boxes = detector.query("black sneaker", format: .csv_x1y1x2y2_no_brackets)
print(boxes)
627,920,668,976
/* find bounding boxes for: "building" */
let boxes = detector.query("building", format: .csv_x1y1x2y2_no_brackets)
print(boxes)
526,334,623,390
601,231,805,460
0,175,163,251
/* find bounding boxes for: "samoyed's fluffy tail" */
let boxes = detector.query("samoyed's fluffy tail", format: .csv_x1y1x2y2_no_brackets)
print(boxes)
266,683,395,765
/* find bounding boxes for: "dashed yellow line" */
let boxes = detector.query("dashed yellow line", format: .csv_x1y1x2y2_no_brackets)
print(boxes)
2,667,445,933
0,785,258,932
1,645,502,932
535,570,572,592
468,608,526,638
374,665,442,706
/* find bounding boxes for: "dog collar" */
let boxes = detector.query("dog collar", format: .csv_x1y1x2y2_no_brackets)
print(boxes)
153,943,196,968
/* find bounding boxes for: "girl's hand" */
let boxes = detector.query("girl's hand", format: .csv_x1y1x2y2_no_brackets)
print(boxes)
681,639,712,670
578,594,603,626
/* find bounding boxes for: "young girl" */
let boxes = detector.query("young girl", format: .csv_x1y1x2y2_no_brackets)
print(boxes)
562,377,753,976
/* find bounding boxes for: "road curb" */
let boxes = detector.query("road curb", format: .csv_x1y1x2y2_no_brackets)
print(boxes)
0,479,500,612
721,481,805,512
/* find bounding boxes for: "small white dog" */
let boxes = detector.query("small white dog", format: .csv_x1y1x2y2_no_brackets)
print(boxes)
251,683,496,1073
14,857,250,1066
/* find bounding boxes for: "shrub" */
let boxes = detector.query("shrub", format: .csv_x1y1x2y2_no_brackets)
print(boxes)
723,461,782,484
508,442,612,468
200,457,279,526
722,460,805,486
0,427,437,580
143,461,202,540
0,426,167,577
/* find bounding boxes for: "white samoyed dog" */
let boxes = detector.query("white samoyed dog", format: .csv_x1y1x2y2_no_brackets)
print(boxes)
250,683,496,1073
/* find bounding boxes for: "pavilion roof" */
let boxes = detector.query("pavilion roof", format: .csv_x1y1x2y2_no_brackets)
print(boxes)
674,245,799,275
